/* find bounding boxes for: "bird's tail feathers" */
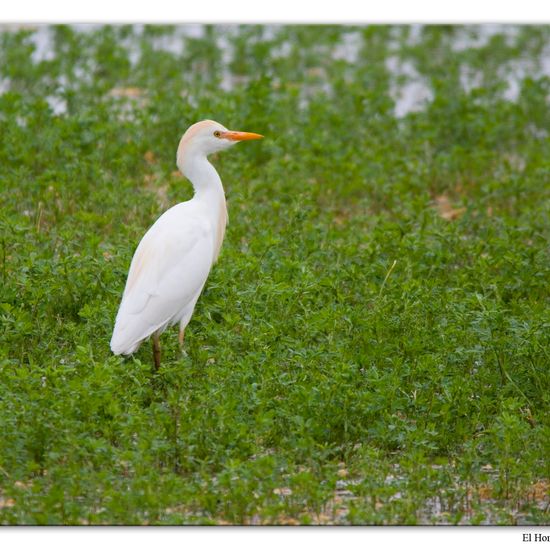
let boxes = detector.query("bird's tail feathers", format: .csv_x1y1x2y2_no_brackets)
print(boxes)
110,318,170,356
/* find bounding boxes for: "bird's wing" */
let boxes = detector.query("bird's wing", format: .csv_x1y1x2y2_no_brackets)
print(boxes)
110,206,214,355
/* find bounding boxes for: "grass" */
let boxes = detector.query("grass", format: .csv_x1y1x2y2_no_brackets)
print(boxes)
0,24,549,525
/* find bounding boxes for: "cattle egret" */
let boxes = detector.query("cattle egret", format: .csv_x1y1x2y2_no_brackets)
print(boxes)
110,120,263,369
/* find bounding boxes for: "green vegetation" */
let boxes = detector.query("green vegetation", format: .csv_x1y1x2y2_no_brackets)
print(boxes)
0,24,549,524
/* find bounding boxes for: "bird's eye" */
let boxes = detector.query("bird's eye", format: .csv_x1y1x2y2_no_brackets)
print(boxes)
213,131,221,138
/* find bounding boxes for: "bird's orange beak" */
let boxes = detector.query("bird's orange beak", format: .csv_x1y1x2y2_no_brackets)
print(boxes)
220,130,264,141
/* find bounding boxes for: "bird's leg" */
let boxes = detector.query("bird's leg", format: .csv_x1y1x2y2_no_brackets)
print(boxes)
178,327,185,348
178,324,188,357
152,332,161,371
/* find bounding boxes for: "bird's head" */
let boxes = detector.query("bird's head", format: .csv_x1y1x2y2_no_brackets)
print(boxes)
177,119,263,166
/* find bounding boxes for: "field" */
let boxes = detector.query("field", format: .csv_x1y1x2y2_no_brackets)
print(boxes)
0,24,549,525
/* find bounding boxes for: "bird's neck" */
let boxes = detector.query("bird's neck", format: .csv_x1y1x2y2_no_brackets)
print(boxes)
180,154,228,261
180,153,225,203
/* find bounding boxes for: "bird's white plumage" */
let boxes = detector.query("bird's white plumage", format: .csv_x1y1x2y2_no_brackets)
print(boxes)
110,119,262,361
110,203,214,355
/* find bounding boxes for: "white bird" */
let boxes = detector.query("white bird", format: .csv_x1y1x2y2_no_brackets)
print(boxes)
110,120,263,369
